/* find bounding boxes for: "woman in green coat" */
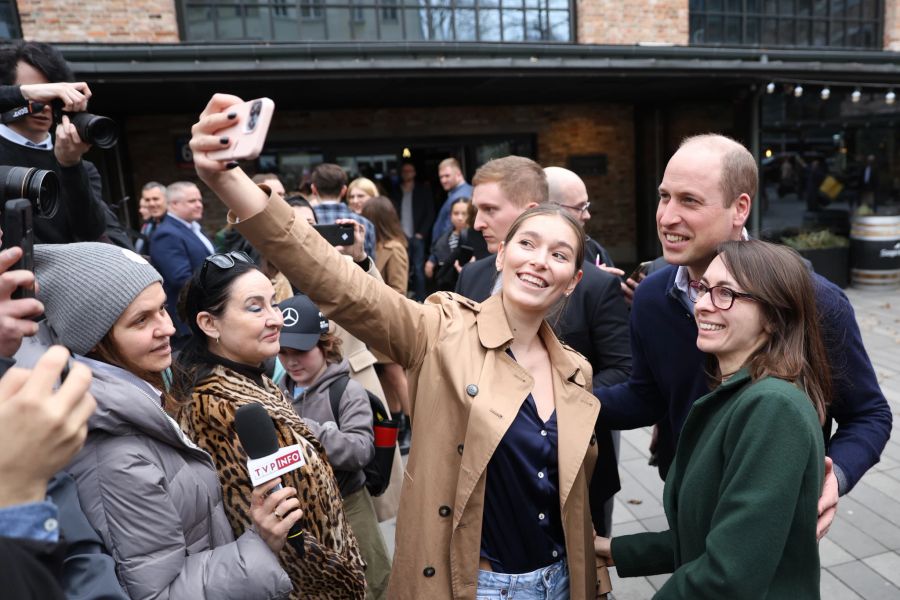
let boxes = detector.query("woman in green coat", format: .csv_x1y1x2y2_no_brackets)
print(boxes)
596,240,830,599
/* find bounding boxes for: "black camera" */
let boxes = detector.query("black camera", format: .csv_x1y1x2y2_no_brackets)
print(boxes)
66,111,119,149
50,100,119,149
0,165,56,300
0,165,58,218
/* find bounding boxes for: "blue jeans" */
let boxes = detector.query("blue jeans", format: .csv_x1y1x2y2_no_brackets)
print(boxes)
408,236,427,301
476,560,569,600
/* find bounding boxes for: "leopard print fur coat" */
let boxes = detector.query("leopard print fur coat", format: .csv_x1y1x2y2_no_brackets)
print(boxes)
178,365,367,599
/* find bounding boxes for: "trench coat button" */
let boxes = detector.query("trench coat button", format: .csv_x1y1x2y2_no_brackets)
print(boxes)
439,505,451,517
466,384,479,397
423,566,436,577
457,443,464,455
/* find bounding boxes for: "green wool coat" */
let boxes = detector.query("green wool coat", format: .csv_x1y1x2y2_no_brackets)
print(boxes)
612,370,824,599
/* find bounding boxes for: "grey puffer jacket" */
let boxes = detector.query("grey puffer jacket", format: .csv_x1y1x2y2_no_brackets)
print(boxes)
66,357,291,600
277,359,374,497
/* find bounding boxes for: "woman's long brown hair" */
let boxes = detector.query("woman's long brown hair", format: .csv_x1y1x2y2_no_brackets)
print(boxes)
362,196,408,247
714,240,831,424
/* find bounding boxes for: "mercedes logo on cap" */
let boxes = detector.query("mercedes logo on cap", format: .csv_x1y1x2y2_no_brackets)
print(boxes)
282,307,299,328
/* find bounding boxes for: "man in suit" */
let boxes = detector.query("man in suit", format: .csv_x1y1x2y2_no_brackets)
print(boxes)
455,155,631,537
135,181,167,255
150,181,214,340
390,162,434,301
545,166,615,268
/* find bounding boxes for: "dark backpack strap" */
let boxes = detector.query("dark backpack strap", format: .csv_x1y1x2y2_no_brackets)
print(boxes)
327,374,351,429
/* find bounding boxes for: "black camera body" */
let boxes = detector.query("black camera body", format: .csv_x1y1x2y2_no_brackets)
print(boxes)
0,166,58,300
50,100,119,149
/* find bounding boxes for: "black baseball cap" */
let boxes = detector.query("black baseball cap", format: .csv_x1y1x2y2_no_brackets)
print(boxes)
278,294,329,351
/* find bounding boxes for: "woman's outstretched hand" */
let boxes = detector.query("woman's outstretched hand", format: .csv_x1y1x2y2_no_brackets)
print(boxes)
594,535,614,567
189,93,269,221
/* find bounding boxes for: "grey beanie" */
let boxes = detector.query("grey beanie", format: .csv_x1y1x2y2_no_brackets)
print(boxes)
34,243,163,356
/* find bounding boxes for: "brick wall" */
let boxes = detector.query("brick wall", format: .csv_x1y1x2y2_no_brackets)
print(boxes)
124,102,637,262
577,0,688,46
18,0,179,42
886,0,900,51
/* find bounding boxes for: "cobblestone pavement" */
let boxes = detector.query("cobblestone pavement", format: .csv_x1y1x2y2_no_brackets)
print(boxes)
609,287,900,599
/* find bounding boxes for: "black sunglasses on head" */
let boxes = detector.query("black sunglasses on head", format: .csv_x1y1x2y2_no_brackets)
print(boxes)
200,251,253,291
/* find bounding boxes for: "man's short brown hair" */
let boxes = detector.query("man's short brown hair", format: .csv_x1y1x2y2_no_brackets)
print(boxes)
679,134,758,207
472,156,548,207
311,163,348,199
439,157,462,173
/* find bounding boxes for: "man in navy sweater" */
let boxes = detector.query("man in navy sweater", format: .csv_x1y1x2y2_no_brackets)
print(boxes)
596,134,891,538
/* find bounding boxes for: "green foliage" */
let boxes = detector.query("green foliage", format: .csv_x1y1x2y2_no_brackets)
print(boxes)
781,230,849,250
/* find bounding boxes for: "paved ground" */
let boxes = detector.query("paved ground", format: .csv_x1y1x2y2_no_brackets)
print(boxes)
609,286,900,599
380,286,900,598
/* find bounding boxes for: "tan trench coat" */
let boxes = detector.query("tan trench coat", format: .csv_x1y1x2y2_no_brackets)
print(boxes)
333,257,403,522
236,194,607,600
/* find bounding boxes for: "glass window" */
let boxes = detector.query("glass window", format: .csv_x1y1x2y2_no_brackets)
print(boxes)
690,0,883,48
0,0,20,39
180,0,572,41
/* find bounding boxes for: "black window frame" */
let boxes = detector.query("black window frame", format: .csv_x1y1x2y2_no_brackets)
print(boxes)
689,0,884,50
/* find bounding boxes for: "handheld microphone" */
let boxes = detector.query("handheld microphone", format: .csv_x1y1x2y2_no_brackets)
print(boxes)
234,402,306,556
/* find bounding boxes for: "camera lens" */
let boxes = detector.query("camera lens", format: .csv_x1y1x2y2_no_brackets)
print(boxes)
69,112,119,149
0,166,59,218
247,100,261,131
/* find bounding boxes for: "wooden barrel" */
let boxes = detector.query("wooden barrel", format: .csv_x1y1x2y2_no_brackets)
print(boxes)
850,216,900,290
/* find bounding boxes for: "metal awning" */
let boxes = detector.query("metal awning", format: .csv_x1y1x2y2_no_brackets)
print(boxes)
56,42,900,114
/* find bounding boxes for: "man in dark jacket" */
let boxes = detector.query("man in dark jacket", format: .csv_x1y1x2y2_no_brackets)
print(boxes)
390,162,434,301
455,155,631,537
596,134,892,539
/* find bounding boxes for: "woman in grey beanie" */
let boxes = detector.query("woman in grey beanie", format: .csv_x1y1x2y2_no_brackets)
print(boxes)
35,242,300,599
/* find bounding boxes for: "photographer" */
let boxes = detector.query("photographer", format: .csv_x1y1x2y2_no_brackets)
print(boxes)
0,41,106,244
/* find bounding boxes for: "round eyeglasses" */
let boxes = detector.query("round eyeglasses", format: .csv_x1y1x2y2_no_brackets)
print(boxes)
688,280,757,310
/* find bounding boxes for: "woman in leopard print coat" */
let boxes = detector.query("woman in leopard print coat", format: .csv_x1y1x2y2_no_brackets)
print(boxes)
172,253,367,600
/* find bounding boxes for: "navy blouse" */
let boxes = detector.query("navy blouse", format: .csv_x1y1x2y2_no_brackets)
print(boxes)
479,390,566,574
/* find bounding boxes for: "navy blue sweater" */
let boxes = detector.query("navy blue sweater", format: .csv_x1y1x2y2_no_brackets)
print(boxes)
597,264,891,494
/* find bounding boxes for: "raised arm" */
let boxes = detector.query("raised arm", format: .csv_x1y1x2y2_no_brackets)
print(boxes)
190,94,440,371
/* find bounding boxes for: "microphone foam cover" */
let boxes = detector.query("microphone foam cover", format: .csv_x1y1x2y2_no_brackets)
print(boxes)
234,403,280,459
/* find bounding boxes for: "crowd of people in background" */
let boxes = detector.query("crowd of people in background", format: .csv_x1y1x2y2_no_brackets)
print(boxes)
0,41,894,600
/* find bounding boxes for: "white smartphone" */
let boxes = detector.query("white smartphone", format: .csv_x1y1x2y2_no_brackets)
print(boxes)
206,98,275,162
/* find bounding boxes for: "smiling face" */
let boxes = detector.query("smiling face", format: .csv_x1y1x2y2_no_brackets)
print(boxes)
107,282,176,375
347,187,373,214
657,142,750,279
141,186,168,220
473,182,532,253
496,214,583,315
169,185,204,223
278,345,327,387
693,255,769,375
201,270,284,365
11,61,54,143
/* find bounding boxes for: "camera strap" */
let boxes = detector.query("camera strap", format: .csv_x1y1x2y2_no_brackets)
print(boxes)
0,102,46,125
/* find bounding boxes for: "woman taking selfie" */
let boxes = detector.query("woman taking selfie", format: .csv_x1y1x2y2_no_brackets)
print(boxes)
189,93,610,600
36,243,295,599
171,252,367,600
596,240,828,598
